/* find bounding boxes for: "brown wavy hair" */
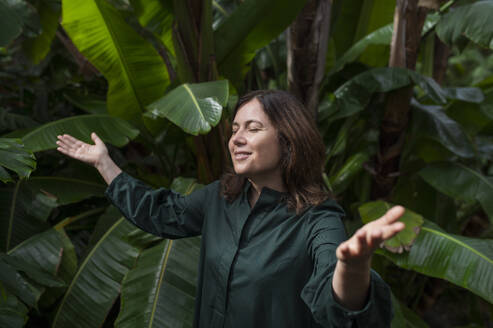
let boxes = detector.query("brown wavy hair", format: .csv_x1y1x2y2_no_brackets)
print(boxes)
220,90,329,214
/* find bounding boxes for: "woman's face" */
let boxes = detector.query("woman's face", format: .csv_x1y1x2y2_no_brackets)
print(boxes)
228,98,282,181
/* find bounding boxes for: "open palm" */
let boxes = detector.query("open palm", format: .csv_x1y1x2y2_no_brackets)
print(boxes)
56,133,108,167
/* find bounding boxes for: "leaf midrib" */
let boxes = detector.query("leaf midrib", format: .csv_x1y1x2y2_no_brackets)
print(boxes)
6,181,21,250
148,240,173,328
422,226,493,265
183,84,206,123
92,0,143,113
21,114,112,142
52,217,124,327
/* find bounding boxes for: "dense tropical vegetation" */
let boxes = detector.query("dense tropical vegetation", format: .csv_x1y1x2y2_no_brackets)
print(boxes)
1,0,493,327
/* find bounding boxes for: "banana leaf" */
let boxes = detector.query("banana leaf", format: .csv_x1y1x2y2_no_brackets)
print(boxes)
0,138,36,183
145,80,229,135
21,114,139,152
25,177,106,205
23,0,60,64
0,258,43,308
8,229,65,276
410,99,475,159
419,162,493,223
321,67,478,123
52,217,159,328
130,0,174,57
436,0,493,50
360,201,493,304
115,176,202,328
0,109,38,131
61,0,170,122
330,13,439,75
0,287,28,328
359,201,423,253
329,152,369,195
0,180,52,252
0,0,39,46
350,0,395,68
63,92,107,115
115,238,200,328
446,87,493,137
0,229,68,317
214,0,306,89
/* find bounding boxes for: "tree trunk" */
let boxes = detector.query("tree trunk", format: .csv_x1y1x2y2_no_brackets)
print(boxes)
287,0,332,117
373,0,428,199
433,35,450,85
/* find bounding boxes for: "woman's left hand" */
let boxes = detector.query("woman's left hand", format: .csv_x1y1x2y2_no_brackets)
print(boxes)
336,205,406,267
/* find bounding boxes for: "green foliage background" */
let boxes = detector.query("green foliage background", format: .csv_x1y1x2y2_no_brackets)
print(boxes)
1,0,493,327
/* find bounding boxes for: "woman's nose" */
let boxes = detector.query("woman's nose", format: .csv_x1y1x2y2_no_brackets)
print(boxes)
231,131,246,146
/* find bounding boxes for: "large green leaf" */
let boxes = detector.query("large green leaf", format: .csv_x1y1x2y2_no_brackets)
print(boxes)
410,100,475,159
115,238,200,328
61,0,169,122
0,229,67,316
320,67,474,123
352,0,395,68
8,229,64,276
23,0,60,64
0,257,43,308
0,109,39,132
360,201,493,303
21,114,139,152
0,287,28,328
360,201,423,253
330,13,439,74
115,176,202,328
63,92,107,115
329,152,369,195
436,0,493,50
130,0,174,57
0,180,52,252
0,0,39,46
145,80,229,135
419,162,493,223
391,174,458,233
0,138,36,183
214,0,306,88
447,87,493,137
52,217,159,328
25,177,106,205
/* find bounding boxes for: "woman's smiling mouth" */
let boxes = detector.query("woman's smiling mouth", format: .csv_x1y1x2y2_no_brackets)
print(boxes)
234,151,252,160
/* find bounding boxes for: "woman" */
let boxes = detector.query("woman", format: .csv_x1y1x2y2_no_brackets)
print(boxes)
56,89,405,327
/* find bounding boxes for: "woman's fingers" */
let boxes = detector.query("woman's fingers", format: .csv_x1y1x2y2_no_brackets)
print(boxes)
91,132,103,146
381,206,405,225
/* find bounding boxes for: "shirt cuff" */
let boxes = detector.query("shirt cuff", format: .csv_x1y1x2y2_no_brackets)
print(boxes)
104,171,128,200
327,270,392,327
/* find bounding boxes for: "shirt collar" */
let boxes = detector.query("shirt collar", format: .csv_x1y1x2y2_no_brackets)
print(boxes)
243,179,288,205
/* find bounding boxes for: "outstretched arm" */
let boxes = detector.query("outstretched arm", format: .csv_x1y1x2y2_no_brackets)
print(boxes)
56,132,122,185
332,205,405,310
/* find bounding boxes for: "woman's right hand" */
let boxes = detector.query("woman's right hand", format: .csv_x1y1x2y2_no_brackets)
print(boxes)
56,132,109,168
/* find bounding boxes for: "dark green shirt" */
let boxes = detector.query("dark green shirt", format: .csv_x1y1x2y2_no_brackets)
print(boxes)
105,172,392,328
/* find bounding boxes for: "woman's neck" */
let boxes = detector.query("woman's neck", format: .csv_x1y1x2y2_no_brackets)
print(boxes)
247,176,287,208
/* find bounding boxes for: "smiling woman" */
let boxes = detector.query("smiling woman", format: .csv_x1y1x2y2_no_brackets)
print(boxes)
55,89,405,328
223,90,327,212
